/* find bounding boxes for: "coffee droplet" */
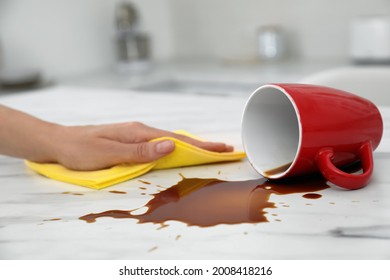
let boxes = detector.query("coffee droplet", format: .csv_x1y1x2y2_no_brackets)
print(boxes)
302,193,322,199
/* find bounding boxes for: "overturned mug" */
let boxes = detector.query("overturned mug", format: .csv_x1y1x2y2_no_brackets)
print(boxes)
241,84,383,190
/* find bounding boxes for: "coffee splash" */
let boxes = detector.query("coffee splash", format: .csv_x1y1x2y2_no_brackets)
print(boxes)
79,175,330,227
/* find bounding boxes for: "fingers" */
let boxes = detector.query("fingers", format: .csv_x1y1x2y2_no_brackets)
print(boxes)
99,122,235,153
107,137,233,168
128,124,235,152
168,133,234,153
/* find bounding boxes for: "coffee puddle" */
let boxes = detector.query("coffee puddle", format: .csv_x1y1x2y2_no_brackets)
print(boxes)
79,175,330,227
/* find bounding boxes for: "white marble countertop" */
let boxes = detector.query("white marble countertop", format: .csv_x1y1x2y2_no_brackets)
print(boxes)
0,85,389,260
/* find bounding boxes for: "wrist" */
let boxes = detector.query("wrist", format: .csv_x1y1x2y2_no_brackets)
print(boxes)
28,121,67,163
43,123,69,163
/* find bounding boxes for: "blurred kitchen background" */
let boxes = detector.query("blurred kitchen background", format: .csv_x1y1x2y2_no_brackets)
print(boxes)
1,0,390,101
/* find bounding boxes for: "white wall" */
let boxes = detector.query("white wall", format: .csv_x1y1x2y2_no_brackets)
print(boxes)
170,0,390,61
1,0,390,79
0,0,174,78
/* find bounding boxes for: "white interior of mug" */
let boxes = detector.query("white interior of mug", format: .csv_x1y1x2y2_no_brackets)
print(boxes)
242,84,301,179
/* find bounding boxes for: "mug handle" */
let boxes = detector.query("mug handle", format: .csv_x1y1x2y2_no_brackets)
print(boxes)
315,141,373,190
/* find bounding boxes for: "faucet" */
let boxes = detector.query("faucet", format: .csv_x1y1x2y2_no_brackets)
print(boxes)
115,2,150,71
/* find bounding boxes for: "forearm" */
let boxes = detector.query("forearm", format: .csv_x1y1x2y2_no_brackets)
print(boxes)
0,105,61,162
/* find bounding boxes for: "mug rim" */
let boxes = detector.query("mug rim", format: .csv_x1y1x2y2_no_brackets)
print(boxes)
241,83,303,179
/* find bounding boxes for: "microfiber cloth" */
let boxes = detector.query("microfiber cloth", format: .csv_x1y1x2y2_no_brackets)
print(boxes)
25,131,246,190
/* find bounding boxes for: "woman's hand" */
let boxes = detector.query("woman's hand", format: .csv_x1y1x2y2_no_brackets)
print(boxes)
52,122,234,171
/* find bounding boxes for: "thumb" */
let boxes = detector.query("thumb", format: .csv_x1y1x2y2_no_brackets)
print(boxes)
127,140,175,163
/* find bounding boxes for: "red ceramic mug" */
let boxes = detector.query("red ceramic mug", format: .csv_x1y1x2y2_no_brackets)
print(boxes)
241,83,383,190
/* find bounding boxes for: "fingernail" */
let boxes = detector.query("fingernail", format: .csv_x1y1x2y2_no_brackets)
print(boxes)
156,140,175,154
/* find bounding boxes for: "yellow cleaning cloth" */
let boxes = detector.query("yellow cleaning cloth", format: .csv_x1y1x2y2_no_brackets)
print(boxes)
25,132,246,190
